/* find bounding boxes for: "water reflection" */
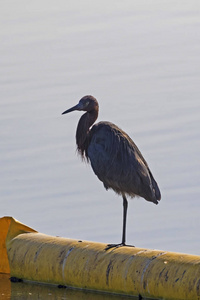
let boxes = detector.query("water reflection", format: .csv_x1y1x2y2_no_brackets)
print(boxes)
0,274,11,299
0,274,158,300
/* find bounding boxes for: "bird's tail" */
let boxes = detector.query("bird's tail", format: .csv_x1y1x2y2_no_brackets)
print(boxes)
149,170,161,204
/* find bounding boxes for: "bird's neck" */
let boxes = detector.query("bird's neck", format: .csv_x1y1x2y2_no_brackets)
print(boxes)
76,108,98,158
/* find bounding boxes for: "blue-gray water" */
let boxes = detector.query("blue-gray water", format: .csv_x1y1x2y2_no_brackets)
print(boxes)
1,1,200,299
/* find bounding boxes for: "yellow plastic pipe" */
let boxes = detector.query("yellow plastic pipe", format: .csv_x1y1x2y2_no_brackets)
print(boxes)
1,216,200,299
0,216,11,274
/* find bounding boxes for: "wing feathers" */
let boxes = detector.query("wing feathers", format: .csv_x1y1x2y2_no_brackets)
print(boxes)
88,122,161,204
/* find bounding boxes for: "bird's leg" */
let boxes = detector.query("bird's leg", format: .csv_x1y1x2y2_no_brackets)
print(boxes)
122,194,128,245
105,195,134,250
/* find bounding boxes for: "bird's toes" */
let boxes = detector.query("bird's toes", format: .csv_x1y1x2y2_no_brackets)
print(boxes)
105,243,122,250
105,243,135,251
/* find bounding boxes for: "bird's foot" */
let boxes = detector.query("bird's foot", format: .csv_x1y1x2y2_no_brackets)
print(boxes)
105,243,135,251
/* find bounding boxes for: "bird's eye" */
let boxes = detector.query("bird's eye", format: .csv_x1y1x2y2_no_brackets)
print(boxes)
85,101,89,107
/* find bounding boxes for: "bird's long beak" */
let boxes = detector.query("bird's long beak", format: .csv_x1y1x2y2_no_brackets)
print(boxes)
62,102,82,115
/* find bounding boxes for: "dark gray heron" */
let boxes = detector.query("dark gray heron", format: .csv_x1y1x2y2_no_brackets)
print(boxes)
62,95,161,249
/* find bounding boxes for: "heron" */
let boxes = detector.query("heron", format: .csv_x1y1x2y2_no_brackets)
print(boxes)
62,95,161,249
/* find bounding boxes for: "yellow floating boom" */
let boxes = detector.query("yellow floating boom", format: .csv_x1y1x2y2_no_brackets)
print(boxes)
0,216,200,299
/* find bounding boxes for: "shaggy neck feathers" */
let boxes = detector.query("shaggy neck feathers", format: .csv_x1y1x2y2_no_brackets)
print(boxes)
76,108,98,158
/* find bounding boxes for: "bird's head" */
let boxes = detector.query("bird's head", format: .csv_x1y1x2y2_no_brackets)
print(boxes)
62,95,99,115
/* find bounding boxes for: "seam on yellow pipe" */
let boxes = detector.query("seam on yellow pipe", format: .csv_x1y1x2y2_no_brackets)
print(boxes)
1,216,200,299
0,216,37,274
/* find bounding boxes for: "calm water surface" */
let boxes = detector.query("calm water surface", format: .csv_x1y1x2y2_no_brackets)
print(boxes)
0,1,200,299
